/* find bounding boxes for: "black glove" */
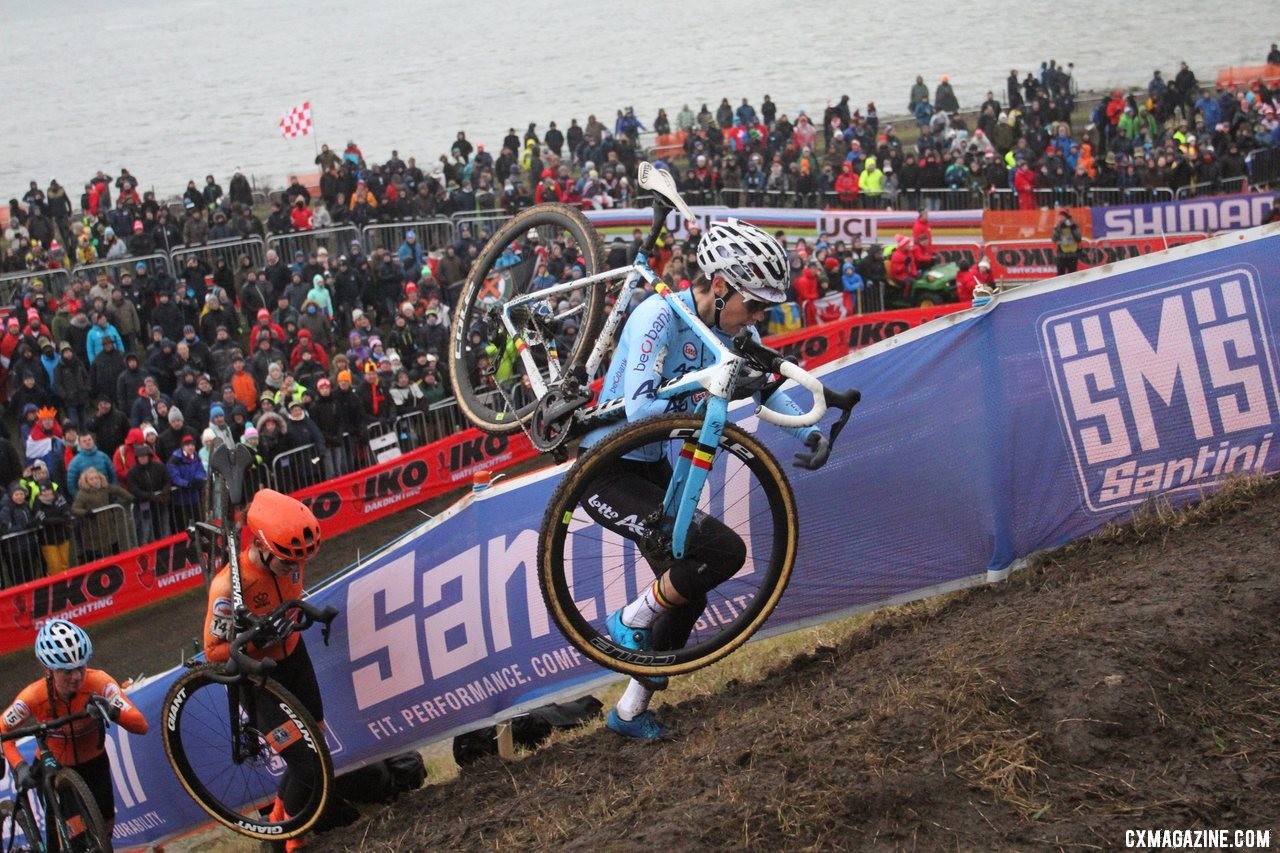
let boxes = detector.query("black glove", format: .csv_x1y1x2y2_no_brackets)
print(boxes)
87,694,121,723
793,431,831,471
12,760,35,793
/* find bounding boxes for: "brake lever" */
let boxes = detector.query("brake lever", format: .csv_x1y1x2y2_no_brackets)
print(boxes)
823,387,861,447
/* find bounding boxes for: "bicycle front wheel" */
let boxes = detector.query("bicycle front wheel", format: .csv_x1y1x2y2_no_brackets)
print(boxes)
161,665,332,841
539,414,799,678
50,767,111,852
449,203,607,434
8,796,45,852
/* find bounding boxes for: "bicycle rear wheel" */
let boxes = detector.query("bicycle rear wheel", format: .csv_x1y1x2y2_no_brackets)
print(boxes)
539,414,799,678
448,203,607,434
161,664,332,841
50,767,111,852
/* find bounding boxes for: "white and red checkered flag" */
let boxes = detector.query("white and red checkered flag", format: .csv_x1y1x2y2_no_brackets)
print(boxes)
278,101,312,139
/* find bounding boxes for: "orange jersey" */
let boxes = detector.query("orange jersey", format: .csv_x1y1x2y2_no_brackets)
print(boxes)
203,541,305,663
2,669,149,769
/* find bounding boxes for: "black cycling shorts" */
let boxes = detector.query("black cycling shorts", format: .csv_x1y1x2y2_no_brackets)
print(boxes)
578,454,747,649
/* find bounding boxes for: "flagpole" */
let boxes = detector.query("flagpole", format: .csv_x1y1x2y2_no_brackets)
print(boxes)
310,100,320,162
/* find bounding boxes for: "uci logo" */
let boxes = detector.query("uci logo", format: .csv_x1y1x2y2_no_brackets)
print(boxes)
1040,268,1279,512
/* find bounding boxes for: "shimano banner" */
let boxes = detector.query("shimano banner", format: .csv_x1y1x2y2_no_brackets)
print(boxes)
1091,192,1275,239
19,225,1277,850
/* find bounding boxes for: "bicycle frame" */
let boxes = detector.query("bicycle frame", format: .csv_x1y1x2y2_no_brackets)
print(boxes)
493,167,836,561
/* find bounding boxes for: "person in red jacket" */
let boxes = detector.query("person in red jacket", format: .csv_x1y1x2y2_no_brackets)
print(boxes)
289,197,314,231
911,209,935,269
955,259,980,302
1013,160,1037,210
248,308,287,351
2,619,149,836
834,162,860,208
289,330,331,372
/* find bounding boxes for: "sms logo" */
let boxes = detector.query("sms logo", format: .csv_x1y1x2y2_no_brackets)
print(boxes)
1041,268,1278,512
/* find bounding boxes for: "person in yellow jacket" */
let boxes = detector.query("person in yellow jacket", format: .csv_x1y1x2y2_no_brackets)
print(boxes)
861,156,885,208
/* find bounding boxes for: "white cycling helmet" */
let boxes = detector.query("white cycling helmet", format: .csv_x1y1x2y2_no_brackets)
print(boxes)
696,219,789,304
35,618,93,670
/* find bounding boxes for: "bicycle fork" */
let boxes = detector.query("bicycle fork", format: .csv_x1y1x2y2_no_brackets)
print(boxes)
661,396,729,559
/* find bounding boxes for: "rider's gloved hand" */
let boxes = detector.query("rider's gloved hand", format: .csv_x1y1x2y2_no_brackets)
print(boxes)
88,694,121,723
793,431,830,471
12,760,35,793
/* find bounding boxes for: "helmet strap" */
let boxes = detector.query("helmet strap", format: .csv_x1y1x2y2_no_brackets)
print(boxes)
712,295,727,330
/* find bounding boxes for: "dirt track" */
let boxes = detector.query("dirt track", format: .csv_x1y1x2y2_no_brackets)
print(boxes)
313,476,1280,851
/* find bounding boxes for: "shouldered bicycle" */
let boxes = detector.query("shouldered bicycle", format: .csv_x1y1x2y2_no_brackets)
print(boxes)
160,445,337,842
448,165,860,680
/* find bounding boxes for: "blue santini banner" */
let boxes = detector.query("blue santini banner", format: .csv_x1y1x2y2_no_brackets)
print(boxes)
6,224,1276,849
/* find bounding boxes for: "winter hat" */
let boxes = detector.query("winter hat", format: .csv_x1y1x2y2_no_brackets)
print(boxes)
201,428,216,445
210,404,225,419
337,370,352,383
257,308,270,320
351,308,364,321
168,407,185,425
141,423,159,440
181,433,197,446
135,444,152,458
242,424,259,440
316,377,331,389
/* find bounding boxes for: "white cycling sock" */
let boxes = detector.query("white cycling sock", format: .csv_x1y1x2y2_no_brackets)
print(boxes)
615,678,653,721
621,579,672,629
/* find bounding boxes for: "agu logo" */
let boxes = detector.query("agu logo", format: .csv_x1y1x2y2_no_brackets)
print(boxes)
1041,268,1278,512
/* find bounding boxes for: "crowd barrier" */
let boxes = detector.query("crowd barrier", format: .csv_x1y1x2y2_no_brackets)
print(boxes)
265,223,362,262
16,222,1276,850
170,235,267,275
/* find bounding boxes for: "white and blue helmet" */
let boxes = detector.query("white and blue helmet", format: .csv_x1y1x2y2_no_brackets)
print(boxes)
695,218,789,303
35,618,93,670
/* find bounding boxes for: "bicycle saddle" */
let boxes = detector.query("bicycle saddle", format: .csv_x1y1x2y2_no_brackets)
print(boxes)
637,163,697,224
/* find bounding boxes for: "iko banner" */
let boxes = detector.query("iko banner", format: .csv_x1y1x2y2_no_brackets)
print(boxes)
984,235,1207,281
769,304,966,370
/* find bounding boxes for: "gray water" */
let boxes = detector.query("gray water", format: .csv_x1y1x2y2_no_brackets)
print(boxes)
0,0,1273,198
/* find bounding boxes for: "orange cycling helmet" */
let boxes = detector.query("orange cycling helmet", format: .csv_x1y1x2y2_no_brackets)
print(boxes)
244,488,321,562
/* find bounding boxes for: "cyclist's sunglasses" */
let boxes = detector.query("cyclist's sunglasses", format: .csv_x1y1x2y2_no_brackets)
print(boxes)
728,285,773,315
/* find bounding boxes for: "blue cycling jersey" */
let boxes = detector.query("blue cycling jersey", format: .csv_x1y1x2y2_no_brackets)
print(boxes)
580,288,815,458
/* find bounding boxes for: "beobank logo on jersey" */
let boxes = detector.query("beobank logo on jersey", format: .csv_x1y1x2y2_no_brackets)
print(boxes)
1040,268,1279,512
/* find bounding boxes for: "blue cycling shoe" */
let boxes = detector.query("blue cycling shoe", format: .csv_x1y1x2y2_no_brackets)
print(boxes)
606,709,671,741
607,609,652,652
605,610,669,690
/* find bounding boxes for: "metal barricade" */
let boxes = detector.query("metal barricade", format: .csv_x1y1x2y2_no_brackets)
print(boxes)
425,397,469,443
985,188,1019,211
718,188,746,208
73,502,137,566
0,267,72,305
170,236,267,277
70,253,174,290
0,529,45,588
901,188,985,212
251,191,269,208
393,410,430,452
451,211,513,243
760,190,795,209
1247,148,1280,189
271,443,325,494
265,225,363,265
1118,187,1175,205
362,219,454,258
1175,176,1248,200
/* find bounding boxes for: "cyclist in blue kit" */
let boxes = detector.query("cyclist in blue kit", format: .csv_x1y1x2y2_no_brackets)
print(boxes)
577,219,832,740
